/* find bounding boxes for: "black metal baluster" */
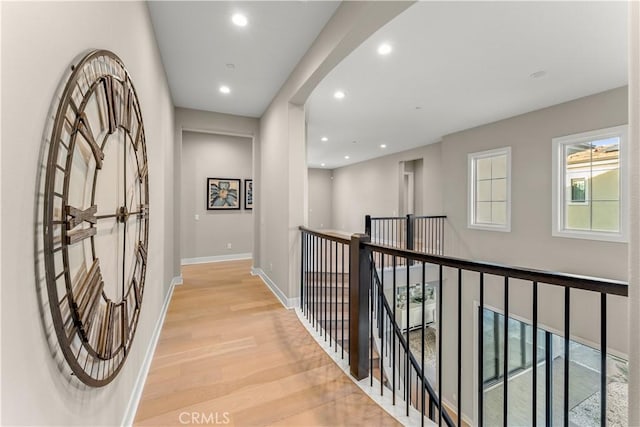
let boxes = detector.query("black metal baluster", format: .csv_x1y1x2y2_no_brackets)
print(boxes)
600,293,607,427
457,269,462,427
504,276,509,427
347,242,351,360
314,236,318,331
564,287,570,427
406,256,411,416
545,330,553,427
335,240,339,353
438,264,443,427
324,238,328,340
370,253,374,386
342,242,345,358
300,233,306,313
533,281,538,427
393,255,397,405
330,239,333,346
381,253,385,396
308,234,311,317
479,272,484,427
318,237,322,336
421,261,426,427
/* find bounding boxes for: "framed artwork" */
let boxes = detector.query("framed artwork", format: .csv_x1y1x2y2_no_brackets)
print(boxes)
244,179,253,210
207,178,240,210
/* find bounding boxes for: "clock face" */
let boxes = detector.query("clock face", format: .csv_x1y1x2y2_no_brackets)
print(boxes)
43,50,149,386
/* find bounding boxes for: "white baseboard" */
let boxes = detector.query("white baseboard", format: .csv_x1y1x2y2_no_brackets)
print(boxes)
181,253,252,265
293,308,435,427
121,276,177,427
251,267,298,309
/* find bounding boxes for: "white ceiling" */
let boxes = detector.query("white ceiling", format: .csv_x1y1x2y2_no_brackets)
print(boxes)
148,1,340,118
306,1,628,169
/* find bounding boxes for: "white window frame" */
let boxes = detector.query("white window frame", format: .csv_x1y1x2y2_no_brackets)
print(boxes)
551,125,628,242
468,147,512,232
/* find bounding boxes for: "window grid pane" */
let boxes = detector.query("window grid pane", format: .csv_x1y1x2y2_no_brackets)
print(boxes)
563,137,620,233
474,153,508,226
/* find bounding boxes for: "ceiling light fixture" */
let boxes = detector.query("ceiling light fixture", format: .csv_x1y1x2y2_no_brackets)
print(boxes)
380,144,387,148
219,85,231,94
232,13,248,27
321,163,326,167
377,43,392,55
321,137,328,142
334,90,345,99
344,155,350,160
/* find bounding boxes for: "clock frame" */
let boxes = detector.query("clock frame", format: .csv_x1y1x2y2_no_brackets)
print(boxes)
42,50,149,387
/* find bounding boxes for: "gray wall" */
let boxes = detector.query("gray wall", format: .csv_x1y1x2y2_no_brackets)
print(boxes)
181,131,253,260
174,108,259,269
331,142,443,233
258,1,412,305
440,86,629,421
1,1,176,425
327,87,629,422
308,168,333,229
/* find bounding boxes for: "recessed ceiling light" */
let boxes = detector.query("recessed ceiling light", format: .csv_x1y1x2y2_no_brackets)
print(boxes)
334,90,345,99
377,43,392,55
530,70,547,79
344,155,350,160
321,137,328,142
380,144,387,148
232,13,248,27
219,85,231,94
321,163,326,167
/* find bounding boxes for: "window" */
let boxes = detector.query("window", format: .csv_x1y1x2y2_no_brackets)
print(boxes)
481,306,629,427
468,147,511,231
552,125,627,242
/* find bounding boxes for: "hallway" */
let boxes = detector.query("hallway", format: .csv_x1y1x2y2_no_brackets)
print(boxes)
134,260,400,426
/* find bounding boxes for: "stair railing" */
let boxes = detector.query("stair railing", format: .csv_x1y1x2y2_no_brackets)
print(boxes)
300,224,628,426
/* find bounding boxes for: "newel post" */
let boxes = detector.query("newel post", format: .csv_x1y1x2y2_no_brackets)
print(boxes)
349,233,371,380
364,215,372,236
406,213,415,251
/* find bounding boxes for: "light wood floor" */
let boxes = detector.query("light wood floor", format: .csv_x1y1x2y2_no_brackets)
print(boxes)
134,260,400,427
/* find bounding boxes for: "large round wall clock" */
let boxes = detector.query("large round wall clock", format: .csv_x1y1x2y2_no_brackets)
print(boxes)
42,50,149,386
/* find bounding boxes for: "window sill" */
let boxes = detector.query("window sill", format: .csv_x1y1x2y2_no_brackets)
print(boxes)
468,223,511,233
552,229,627,243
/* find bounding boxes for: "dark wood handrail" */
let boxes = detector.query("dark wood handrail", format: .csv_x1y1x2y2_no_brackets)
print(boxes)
299,226,351,245
369,215,447,220
364,241,628,297
369,216,408,220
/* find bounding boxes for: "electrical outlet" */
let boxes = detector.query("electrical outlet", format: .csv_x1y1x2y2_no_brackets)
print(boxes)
194,214,199,221
269,263,273,272
226,243,232,249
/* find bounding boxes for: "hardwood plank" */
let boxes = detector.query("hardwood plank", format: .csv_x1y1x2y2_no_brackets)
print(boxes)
134,260,400,426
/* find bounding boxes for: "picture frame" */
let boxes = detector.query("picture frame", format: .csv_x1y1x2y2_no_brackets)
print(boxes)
244,179,253,210
207,178,240,210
